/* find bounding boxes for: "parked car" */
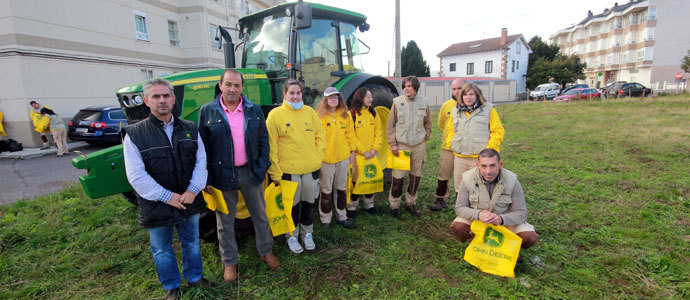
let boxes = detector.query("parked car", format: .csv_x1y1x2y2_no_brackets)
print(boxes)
530,83,561,100
553,88,601,102
559,84,589,95
607,82,651,98
68,106,127,145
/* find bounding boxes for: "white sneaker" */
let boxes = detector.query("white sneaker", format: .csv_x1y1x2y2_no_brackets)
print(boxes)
287,236,303,254
303,233,315,251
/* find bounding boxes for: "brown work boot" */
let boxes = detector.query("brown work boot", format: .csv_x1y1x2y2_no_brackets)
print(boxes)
188,277,215,288
405,205,421,217
165,287,180,300
261,253,280,269
391,208,402,219
224,265,238,282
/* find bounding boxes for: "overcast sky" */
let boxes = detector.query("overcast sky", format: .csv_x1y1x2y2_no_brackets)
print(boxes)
309,0,617,76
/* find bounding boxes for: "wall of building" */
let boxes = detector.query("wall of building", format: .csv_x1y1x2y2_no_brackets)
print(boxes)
0,0,281,147
504,39,530,92
441,52,502,78
649,0,690,84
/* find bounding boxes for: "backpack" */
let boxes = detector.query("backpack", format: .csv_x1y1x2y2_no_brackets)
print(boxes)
7,139,23,152
0,140,9,152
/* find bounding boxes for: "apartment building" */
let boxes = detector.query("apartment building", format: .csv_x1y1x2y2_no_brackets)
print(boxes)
438,28,531,92
0,0,283,147
549,0,690,90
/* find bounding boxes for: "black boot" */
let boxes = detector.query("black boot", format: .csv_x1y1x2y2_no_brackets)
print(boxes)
391,208,402,219
430,198,447,211
405,205,421,217
346,210,358,218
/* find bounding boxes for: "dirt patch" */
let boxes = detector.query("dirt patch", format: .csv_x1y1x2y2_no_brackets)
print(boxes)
423,265,458,288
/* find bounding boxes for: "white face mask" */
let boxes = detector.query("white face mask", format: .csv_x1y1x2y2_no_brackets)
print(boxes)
288,101,303,110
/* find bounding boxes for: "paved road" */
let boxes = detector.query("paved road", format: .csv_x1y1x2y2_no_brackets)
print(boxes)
0,145,107,205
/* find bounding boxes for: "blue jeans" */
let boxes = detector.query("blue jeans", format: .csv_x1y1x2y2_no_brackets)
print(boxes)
148,213,203,290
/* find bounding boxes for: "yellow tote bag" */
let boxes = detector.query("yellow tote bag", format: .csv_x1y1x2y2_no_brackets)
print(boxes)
346,164,353,204
264,180,298,237
463,220,522,278
386,149,411,171
352,155,384,194
202,186,229,214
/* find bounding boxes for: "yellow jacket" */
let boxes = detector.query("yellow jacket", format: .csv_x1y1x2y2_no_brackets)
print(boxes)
0,111,6,136
444,106,505,158
352,107,383,154
320,109,364,164
266,101,326,181
438,99,457,150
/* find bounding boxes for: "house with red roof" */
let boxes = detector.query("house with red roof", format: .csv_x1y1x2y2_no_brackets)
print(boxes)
437,28,531,92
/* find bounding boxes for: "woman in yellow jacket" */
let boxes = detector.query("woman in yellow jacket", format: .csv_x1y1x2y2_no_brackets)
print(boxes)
315,87,364,229
266,79,326,254
346,87,383,217
445,82,505,194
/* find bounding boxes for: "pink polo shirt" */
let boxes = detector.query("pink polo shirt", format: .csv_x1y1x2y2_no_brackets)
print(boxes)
220,95,248,166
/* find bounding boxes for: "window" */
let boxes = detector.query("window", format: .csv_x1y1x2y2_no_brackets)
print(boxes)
648,7,656,20
236,0,244,13
516,60,519,70
134,10,149,40
485,61,493,73
466,63,474,75
449,63,456,72
209,23,220,49
646,28,655,41
168,21,180,47
141,69,153,79
637,50,644,62
109,110,126,120
511,60,515,73
516,42,521,54
622,54,628,63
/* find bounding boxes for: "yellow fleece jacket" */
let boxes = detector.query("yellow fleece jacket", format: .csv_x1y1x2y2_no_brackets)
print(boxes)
438,99,457,150
445,106,505,158
266,101,326,181
352,107,383,154
320,109,364,164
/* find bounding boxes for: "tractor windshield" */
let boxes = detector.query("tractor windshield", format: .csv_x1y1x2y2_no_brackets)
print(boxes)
243,14,291,78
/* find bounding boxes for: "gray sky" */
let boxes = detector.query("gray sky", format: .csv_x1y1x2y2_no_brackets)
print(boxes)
310,0,615,76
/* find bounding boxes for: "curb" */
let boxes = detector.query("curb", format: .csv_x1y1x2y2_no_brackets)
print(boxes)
0,142,92,160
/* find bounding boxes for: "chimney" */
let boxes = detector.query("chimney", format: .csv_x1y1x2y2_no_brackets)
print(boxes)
500,28,507,46
588,10,593,17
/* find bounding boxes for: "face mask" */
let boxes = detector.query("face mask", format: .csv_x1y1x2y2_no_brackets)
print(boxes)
288,101,303,110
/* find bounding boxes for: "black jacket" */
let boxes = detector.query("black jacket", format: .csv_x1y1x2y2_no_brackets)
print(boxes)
198,94,270,190
124,115,205,228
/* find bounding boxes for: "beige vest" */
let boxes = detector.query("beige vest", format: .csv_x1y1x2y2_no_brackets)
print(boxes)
450,103,492,155
461,167,517,215
393,95,428,146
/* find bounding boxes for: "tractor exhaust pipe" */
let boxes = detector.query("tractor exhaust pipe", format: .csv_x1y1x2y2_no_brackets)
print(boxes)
218,26,235,69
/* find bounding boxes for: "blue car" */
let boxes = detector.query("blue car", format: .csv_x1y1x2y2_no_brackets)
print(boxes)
68,106,127,145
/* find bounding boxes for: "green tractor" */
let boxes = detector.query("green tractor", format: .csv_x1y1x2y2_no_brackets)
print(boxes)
72,1,397,241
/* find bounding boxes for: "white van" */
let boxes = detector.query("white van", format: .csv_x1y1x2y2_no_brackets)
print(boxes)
530,83,561,100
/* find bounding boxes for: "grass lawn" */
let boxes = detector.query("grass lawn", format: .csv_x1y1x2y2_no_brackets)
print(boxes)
1,96,689,299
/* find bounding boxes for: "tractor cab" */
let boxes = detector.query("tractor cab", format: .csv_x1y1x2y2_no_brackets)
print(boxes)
239,1,372,106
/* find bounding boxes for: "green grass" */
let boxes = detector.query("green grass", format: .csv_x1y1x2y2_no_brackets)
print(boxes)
2,96,689,299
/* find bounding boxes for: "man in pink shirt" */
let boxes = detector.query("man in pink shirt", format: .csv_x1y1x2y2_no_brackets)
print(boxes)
198,69,277,282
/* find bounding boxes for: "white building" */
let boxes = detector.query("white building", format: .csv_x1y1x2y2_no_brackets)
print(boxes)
0,0,283,147
549,0,690,90
437,28,532,92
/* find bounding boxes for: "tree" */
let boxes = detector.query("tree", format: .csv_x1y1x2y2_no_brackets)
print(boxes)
527,36,560,71
401,40,430,77
682,50,690,73
525,35,584,90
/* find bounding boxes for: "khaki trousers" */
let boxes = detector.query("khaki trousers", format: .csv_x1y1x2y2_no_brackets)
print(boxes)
51,128,68,155
453,156,476,194
389,142,425,208
319,159,349,223
435,149,455,200
286,172,319,239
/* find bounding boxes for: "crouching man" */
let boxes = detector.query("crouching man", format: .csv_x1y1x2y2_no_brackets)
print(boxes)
450,149,538,249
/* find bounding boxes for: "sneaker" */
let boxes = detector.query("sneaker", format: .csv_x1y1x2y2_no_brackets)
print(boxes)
287,236,303,254
303,233,316,251
338,219,356,229
40,145,50,150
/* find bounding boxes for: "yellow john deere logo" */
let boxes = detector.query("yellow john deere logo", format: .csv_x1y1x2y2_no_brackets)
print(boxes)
483,227,504,247
186,133,192,138
275,194,284,211
364,164,377,178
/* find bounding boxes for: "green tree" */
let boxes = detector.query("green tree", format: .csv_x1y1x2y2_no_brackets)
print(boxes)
681,50,690,73
527,36,560,71
401,40,430,77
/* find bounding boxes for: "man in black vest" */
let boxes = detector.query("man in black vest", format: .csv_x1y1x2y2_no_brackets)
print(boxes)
123,78,213,300
199,69,278,282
